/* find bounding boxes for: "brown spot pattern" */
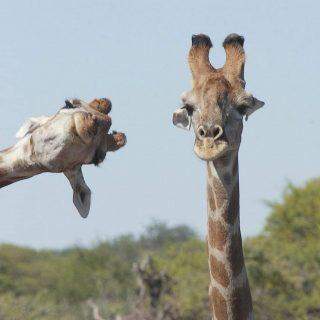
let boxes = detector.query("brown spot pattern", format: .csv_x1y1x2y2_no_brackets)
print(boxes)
212,287,228,320
227,233,244,277
208,219,227,251
207,184,216,211
230,281,253,320
210,255,229,288
212,178,228,208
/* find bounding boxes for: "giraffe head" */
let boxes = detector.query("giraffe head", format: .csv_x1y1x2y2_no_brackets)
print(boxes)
173,34,264,161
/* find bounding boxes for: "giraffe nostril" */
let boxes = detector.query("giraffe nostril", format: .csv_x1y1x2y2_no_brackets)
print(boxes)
197,126,206,138
213,127,220,137
212,125,223,141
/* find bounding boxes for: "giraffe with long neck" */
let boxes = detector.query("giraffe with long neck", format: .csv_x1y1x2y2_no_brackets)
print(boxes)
173,34,265,319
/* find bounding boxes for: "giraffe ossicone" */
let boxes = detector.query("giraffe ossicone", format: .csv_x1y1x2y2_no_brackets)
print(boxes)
0,98,126,218
173,33,265,319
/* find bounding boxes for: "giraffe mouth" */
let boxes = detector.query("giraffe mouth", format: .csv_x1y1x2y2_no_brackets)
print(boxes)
194,137,229,161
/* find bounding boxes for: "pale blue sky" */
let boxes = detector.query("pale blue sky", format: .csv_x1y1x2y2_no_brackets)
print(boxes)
0,0,319,248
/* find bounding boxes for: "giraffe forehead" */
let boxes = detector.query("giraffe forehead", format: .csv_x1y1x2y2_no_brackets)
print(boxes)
200,75,231,107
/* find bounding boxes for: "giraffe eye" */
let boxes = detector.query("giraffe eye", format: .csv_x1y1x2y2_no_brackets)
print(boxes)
183,104,195,116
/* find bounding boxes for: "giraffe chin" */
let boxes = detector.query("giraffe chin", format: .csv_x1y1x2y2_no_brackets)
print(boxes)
194,138,229,161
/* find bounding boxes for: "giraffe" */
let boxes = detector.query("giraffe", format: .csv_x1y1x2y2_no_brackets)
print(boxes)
0,98,126,218
172,34,265,319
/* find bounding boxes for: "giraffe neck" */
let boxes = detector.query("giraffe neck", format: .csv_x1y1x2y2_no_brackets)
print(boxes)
0,141,42,188
206,151,253,320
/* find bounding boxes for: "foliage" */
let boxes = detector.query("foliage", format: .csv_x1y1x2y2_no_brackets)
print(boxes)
245,178,320,320
0,179,320,319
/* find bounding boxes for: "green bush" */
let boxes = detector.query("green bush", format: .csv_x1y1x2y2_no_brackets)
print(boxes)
0,179,319,319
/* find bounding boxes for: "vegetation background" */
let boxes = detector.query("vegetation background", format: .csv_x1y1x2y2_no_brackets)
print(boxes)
0,178,319,320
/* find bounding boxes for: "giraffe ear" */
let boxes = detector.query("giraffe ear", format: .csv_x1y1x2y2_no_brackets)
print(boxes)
235,94,265,120
172,107,192,130
64,166,91,218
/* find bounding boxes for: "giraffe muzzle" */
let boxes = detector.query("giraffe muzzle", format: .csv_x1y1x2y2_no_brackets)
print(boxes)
194,135,229,161
196,125,223,141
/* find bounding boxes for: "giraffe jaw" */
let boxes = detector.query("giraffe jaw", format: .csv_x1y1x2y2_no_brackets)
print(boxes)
194,138,229,161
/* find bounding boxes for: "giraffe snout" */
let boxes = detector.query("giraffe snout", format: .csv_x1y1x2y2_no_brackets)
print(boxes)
197,125,223,141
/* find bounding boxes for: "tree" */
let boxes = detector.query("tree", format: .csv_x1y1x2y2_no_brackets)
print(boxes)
245,178,320,319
